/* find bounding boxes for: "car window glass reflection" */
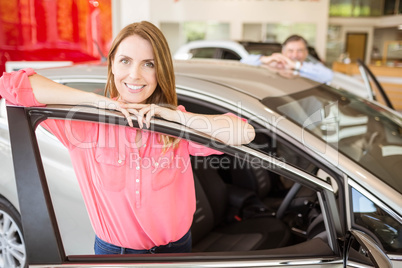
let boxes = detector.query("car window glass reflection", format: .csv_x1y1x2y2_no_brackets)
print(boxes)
264,86,402,195
352,187,402,254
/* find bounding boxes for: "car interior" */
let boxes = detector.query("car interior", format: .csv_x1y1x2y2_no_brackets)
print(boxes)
189,152,328,253
177,96,338,254
30,82,339,258
35,103,337,257
32,116,337,261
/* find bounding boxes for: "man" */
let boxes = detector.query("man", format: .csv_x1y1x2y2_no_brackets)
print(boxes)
241,35,333,84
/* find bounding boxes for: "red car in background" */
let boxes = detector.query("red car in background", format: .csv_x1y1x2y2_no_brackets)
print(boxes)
0,0,112,73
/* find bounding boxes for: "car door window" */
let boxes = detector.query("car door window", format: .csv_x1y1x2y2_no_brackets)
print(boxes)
189,47,217,59
351,187,402,254
220,49,241,60
9,105,343,266
178,94,341,243
178,95,321,176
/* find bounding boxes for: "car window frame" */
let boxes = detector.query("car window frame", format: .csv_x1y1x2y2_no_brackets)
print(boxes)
35,79,347,258
7,103,345,267
177,87,348,234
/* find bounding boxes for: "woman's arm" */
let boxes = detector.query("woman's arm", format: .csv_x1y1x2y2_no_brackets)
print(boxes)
0,69,136,126
121,103,256,146
29,73,138,126
29,74,112,107
3,70,255,144
32,73,255,145
298,62,334,84
240,54,263,66
176,109,256,146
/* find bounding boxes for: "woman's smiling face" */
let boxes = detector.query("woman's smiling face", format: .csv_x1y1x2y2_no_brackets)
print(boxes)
112,34,157,104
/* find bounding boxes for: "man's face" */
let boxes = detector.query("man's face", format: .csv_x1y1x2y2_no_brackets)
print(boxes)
282,40,308,62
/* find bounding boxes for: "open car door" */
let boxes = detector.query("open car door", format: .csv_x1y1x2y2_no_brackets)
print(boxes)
6,104,393,268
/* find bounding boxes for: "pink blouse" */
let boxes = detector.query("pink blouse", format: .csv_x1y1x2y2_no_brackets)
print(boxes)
0,68,223,250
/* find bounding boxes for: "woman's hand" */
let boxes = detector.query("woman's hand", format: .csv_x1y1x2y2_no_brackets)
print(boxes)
118,103,255,145
118,103,178,129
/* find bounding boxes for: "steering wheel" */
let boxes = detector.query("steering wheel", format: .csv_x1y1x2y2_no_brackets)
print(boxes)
276,182,302,219
274,158,318,220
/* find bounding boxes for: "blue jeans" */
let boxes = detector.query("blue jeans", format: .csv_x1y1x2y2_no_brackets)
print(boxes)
94,230,192,254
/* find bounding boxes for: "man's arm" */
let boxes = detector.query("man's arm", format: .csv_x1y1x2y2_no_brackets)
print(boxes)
298,62,334,84
240,54,264,66
241,53,288,69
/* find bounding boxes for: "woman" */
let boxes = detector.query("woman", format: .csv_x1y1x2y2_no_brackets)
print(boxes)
0,21,255,254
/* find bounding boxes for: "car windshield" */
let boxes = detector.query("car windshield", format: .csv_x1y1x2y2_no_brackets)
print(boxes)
262,85,402,194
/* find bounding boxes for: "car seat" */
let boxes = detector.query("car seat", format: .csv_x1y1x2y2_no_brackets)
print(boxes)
190,156,291,252
228,141,319,216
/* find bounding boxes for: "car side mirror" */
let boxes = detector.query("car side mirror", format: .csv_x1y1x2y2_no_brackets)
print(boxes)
345,229,392,268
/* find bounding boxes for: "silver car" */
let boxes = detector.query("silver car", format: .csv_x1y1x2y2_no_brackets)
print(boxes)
1,59,401,267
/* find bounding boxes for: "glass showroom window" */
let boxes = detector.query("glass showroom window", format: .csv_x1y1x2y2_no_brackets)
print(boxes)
182,22,230,42
265,23,316,46
329,0,382,17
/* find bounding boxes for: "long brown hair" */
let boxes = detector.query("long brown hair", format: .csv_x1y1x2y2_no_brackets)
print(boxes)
105,21,179,151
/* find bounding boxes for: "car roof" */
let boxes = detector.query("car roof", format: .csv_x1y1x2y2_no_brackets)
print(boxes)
36,59,319,100
175,59,319,98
